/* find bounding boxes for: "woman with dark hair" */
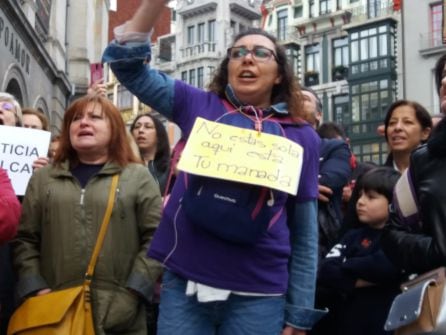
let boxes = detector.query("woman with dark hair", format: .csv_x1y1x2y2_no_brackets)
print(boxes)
102,0,324,334
12,94,162,334
207,33,301,114
344,100,431,232
130,113,170,194
381,54,446,278
383,100,432,172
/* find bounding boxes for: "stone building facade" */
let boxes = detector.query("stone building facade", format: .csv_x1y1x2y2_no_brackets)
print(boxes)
0,0,110,133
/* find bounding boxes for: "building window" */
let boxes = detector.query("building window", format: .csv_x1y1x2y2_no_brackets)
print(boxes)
294,6,303,18
277,9,288,41
351,141,387,165
268,14,273,26
333,37,348,66
348,78,395,164
431,3,443,47
109,0,117,11
208,20,215,41
189,69,196,86
198,23,205,44
286,46,299,77
187,25,195,45
350,79,393,138
231,20,237,34
336,0,342,10
239,24,246,32
117,86,133,109
181,71,187,82
368,0,378,18
305,44,320,86
305,44,320,72
332,37,349,80
208,19,216,52
208,66,215,83
35,0,51,38
333,94,349,126
309,0,316,18
320,0,331,15
197,67,204,88
350,24,391,75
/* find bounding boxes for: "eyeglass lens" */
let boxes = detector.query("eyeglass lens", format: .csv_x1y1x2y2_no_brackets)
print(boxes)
229,46,275,61
0,102,14,111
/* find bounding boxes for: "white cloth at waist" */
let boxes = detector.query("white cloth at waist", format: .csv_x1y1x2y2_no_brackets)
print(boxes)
186,280,282,303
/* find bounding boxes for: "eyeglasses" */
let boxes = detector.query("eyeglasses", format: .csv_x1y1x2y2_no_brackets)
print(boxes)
0,101,15,113
227,46,278,63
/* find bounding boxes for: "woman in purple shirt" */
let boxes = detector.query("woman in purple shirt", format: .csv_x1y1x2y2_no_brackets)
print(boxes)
103,0,325,333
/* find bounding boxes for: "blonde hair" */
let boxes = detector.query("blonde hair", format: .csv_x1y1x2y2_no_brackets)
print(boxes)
0,92,22,126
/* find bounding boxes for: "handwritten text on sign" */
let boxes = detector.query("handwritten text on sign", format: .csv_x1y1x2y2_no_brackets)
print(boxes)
0,125,51,195
177,117,303,195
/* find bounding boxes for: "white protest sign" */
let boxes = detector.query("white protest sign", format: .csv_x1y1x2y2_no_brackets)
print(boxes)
178,118,304,195
0,125,51,195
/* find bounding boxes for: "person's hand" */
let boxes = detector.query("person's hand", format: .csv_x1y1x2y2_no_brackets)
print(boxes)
318,184,333,202
282,326,306,335
32,157,50,171
36,288,52,296
376,124,385,136
355,278,375,288
88,78,107,97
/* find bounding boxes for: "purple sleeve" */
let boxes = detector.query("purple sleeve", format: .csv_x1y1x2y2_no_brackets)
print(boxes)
172,80,223,136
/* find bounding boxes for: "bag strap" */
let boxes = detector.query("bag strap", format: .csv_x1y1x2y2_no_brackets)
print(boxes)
162,138,187,204
84,174,119,286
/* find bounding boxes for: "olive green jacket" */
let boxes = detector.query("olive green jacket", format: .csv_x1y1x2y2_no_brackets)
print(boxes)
12,161,162,334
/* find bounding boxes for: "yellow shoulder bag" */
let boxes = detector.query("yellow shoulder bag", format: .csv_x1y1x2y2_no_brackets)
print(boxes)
7,174,119,335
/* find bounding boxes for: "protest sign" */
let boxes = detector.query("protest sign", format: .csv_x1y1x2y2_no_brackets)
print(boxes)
177,117,303,195
0,125,51,195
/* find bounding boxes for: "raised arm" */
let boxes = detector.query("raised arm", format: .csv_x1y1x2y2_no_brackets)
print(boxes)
124,0,169,34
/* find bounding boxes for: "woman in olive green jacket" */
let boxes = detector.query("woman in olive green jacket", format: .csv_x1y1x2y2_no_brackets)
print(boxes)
12,94,162,335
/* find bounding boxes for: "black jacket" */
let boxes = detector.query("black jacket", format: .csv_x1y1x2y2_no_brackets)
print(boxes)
382,118,446,274
312,227,400,335
317,138,352,258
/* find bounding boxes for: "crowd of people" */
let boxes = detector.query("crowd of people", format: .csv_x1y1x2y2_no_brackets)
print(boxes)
1,0,446,334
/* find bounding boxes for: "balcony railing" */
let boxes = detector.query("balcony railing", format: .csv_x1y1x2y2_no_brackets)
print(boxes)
419,32,446,51
267,26,300,43
180,42,218,59
349,0,395,22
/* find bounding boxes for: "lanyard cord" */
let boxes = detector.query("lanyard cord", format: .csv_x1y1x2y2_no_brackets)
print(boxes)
236,105,275,133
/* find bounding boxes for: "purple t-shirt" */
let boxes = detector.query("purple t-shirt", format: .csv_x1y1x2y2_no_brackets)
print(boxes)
148,80,320,294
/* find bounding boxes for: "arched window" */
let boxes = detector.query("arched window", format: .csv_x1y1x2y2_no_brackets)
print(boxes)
5,79,23,106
